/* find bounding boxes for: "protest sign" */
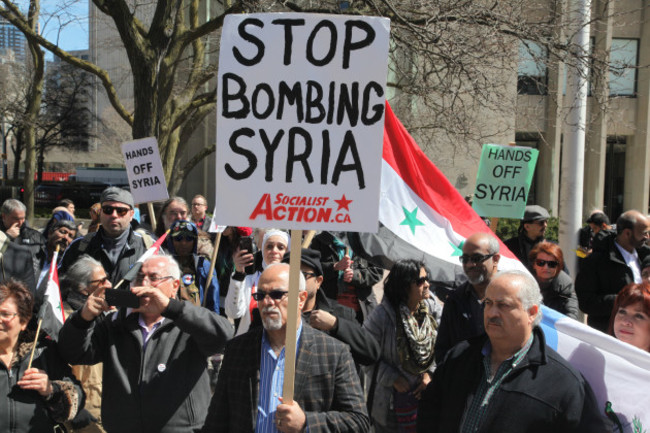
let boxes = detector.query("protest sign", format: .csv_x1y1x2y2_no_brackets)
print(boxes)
215,13,390,232
121,137,169,205
472,143,539,219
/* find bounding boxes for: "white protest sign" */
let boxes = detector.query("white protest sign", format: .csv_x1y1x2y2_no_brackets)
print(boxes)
215,13,390,232
121,137,169,205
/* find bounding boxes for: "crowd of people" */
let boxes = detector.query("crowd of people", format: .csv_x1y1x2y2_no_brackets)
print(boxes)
0,187,646,432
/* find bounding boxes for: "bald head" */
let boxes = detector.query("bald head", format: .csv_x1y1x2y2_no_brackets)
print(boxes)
617,210,650,252
461,233,500,290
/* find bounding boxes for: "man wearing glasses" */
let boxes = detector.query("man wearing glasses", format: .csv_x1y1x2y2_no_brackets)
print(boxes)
59,255,234,433
434,233,500,363
189,195,212,232
59,187,150,286
202,263,369,433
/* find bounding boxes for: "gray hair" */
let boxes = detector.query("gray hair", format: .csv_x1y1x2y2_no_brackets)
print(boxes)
1,199,26,215
493,270,543,326
63,255,103,293
144,255,181,281
264,262,306,292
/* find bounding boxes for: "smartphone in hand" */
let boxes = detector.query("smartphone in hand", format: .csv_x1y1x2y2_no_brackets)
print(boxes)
238,236,256,275
105,289,140,309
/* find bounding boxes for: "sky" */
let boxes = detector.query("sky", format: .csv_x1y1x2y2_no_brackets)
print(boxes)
15,0,89,58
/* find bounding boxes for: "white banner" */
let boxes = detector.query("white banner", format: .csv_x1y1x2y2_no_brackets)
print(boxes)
121,137,169,205
215,13,390,231
541,306,650,432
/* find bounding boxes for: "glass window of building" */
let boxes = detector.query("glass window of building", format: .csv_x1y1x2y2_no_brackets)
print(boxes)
609,39,638,97
518,40,547,95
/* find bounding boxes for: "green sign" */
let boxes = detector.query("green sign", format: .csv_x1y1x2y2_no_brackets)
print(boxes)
472,144,539,219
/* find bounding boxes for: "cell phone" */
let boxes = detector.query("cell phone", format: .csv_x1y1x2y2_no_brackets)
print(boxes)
105,289,140,309
238,236,256,275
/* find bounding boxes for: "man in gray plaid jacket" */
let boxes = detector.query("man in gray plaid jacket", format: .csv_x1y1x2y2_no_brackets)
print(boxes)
201,263,369,433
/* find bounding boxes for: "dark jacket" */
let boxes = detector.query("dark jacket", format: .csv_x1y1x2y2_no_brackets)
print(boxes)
0,220,46,282
539,270,579,320
58,298,234,433
0,240,36,293
434,281,485,363
0,335,83,433
503,232,542,268
303,289,380,366
310,231,383,315
58,227,150,289
575,232,650,332
417,328,611,433
202,323,370,433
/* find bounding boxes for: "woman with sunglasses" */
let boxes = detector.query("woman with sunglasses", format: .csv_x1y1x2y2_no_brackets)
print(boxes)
225,229,290,336
0,281,83,432
363,259,442,433
608,282,650,352
528,241,579,319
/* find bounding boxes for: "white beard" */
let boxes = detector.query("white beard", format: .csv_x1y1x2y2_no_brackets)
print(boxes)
261,306,283,331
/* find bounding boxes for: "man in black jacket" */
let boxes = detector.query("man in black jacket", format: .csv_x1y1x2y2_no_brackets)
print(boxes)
576,209,650,332
434,232,500,363
286,248,380,366
59,255,234,433
418,271,610,433
59,187,151,289
503,205,549,268
0,198,47,279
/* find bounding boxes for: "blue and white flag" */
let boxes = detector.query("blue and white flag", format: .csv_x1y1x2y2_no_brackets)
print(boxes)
541,306,650,433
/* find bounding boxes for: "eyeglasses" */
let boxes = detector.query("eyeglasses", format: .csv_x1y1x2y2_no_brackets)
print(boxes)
302,271,317,280
459,253,495,265
535,259,559,269
191,202,206,207
102,205,130,217
172,235,196,242
251,290,288,302
135,273,174,287
0,311,18,321
415,276,430,285
90,276,109,285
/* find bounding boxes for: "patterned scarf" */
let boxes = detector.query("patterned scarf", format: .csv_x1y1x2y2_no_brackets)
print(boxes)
396,301,437,375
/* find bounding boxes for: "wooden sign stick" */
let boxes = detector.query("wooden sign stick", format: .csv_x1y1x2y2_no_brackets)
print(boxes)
282,229,303,403
148,202,157,232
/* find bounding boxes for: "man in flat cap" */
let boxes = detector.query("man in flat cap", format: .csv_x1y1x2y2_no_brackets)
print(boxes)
59,187,152,288
504,205,550,268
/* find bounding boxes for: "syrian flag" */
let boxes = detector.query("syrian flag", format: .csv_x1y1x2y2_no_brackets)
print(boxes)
349,102,526,287
44,249,65,324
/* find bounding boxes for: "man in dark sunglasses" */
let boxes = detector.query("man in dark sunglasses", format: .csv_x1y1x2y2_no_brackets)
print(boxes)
503,205,550,268
435,233,501,363
203,263,369,433
59,187,151,287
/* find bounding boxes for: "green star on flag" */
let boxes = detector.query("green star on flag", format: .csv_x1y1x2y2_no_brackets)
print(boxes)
450,240,464,257
400,206,425,235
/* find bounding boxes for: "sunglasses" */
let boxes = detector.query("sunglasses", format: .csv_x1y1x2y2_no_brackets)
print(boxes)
251,290,288,302
102,205,130,217
535,259,559,268
415,276,430,285
302,271,317,280
459,253,495,265
173,235,196,242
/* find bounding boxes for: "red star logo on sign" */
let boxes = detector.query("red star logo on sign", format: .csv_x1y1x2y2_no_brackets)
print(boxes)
334,194,353,211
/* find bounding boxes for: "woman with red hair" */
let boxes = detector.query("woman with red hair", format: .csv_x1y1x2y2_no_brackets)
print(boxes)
529,241,579,319
609,282,650,352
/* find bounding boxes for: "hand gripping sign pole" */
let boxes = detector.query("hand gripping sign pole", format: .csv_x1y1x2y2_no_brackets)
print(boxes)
281,229,304,402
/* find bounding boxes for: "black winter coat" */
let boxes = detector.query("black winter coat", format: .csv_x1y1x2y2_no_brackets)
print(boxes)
417,328,612,433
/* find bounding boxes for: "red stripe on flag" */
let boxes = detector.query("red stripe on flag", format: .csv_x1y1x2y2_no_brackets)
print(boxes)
382,101,517,259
